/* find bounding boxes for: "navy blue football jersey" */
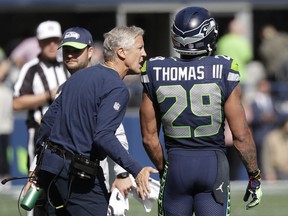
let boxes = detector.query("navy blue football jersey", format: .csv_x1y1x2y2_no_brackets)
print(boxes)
141,55,240,150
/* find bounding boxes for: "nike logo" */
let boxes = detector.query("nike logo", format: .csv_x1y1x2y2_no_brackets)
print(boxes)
216,182,224,193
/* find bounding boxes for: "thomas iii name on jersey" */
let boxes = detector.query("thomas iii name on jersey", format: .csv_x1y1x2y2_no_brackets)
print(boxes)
153,65,223,81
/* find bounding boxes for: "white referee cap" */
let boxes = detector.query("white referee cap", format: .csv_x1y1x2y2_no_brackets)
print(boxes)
36,20,62,40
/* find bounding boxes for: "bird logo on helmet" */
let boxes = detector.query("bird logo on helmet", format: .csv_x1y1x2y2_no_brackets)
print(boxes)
171,6,218,56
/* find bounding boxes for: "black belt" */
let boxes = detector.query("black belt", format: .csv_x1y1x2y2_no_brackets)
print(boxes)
45,141,100,180
46,141,74,161
45,141,100,166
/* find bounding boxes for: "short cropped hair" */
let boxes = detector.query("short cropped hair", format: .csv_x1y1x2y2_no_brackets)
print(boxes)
103,26,144,61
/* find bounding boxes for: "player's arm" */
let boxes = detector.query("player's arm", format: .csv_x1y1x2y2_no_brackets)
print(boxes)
225,84,258,172
140,91,165,173
225,84,262,209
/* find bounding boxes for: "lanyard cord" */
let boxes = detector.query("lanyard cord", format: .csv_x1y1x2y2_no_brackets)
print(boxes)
46,148,73,210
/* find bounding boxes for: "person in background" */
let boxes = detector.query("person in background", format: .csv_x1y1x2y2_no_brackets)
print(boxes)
216,18,253,84
259,24,288,81
31,26,157,215
13,20,69,216
0,47,14,189
250,79,278,170
262,118,288,182
90,41,104,65
140,6,262,215
10,37,41,69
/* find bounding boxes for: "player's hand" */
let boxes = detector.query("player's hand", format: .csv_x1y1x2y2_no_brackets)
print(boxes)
243,169,262,210
135,167,158,200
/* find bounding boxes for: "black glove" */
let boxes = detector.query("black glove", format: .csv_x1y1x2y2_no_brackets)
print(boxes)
243,169,262,210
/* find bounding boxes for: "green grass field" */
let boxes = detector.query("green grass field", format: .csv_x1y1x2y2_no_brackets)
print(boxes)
1,181,287,216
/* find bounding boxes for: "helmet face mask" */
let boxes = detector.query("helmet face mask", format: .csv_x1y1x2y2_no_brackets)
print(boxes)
171,6,218,56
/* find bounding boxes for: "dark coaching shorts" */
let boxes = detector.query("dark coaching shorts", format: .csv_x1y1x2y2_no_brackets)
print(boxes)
159,149,230,216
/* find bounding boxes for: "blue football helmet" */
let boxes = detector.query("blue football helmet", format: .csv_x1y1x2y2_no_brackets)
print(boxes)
171,6,218,56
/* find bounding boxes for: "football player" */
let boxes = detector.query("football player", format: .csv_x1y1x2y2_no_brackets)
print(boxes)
140,6,262,216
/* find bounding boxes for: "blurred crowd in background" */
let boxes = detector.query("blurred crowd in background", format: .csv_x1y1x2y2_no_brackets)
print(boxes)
1,13,288,189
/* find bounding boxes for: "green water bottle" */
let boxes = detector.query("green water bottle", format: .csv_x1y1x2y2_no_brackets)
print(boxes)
20,184,43,211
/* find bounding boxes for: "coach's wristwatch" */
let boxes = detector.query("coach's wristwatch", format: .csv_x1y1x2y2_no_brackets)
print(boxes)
116,172,129,179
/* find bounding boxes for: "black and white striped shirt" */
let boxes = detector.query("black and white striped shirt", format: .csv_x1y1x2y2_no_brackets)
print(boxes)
14,55,69,128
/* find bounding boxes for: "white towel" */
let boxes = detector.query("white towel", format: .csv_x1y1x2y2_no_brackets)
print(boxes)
107,176,160,216
107,188,129,216
130,176,160,212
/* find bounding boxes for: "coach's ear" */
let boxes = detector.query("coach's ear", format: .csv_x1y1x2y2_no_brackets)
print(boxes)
116,47,126,60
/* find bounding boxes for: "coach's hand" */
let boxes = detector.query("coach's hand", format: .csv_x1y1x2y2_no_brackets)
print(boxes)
135,167,158,200
243,169,262,210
